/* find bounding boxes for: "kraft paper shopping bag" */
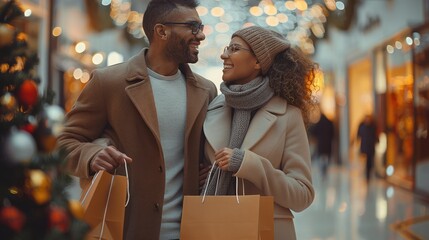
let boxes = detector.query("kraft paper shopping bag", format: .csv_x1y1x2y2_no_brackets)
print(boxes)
180,195,274,240
80,170,128,240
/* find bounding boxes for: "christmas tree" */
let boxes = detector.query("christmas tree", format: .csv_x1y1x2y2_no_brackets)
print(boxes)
0,0,89,239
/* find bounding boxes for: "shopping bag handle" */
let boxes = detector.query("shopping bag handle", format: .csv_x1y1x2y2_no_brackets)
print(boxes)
80,159,130,207
79,159,130,240
201,161,244,204
123,159,130,206
100,159,129,240
80,171,101,206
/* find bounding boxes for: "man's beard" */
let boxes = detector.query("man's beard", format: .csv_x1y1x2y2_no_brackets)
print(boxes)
166,35,198,64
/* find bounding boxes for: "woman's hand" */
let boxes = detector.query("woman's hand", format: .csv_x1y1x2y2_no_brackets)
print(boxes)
215,147,233,171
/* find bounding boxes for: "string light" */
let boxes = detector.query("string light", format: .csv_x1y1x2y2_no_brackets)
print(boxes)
57,0,342,75
103,0,340,55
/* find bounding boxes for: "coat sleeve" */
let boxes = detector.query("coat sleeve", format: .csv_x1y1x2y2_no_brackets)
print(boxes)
207,81,218,102
57,70,109,179
235,107,314,212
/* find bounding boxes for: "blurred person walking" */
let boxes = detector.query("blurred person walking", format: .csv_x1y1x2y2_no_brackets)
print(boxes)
310,112,334,178
357,114,378,181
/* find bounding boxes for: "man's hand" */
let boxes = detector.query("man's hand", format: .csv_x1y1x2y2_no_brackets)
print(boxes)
90,146,132,174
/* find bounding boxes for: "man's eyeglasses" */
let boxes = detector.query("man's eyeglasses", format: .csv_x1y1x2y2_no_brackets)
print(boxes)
162,21,204,35
223,44,253,55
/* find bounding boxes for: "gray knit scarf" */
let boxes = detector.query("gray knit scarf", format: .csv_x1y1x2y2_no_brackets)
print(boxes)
205,76,274,195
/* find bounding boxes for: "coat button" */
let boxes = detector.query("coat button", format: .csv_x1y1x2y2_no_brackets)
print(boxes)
154,203,160,211
159,166,163,172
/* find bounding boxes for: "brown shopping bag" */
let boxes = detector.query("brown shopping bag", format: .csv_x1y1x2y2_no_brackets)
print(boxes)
180,195,274,240
80,169,129,240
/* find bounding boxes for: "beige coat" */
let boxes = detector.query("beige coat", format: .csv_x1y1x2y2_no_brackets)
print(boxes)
203,95,314,240
57,49,217,239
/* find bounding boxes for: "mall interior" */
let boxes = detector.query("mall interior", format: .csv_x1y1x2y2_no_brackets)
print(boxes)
1,0,429,239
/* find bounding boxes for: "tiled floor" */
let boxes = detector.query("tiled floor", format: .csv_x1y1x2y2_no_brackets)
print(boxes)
66,158,429,240
294,159,429,240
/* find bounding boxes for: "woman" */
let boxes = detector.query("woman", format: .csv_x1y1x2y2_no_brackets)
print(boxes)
203,26,316,239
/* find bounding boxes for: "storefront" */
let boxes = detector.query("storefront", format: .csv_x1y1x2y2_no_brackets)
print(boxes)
376,23,429,197
413,23,429,197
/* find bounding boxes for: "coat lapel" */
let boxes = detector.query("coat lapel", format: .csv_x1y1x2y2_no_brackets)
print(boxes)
205,96,287,151
241,110,276,149
124,49,160,141
242,96,286,149
204,95,231,151
123,50,212,144
181,65,210,139
126,80,209,147
126,80,160,140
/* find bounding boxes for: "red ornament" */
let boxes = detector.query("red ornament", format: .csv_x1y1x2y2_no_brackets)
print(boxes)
18,80,38,107
48,206,70,233
21,123,36,134
0,206,26,232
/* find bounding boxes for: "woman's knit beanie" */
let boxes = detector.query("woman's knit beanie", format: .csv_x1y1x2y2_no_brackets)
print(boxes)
232,26,290,75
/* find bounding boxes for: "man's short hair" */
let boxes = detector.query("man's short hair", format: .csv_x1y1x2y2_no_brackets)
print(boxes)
143,0,200,42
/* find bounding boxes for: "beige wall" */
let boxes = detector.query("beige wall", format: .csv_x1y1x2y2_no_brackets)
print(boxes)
348,57,373,157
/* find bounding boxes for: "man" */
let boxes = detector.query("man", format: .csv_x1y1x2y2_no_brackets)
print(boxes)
57,0,217,239
310,112,334,178
357,114,378,181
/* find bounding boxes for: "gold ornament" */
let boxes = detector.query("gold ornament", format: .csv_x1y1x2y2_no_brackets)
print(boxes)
0,93,17,110
0,93,17,121
68,200,84,220
39,135,57,153
0,23,15,48
24,170,52,205
16,32,27,42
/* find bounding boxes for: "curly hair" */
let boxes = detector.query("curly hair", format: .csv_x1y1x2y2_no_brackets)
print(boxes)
267,47,318,127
